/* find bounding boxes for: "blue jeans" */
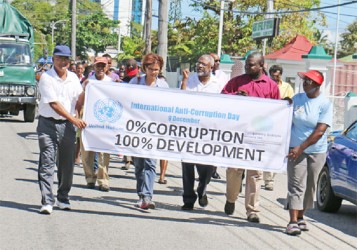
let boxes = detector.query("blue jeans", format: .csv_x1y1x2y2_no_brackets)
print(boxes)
134,157,157,198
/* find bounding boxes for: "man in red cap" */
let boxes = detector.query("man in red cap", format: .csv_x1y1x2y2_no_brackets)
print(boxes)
285,69,332,235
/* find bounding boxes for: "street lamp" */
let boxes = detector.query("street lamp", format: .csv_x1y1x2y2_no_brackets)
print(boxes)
50,20,67,47
217,0,235,56
114,27,123,54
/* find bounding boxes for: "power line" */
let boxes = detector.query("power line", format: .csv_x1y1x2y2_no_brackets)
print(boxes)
190,0,357,16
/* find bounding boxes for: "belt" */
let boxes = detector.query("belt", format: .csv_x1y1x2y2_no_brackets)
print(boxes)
40,116,67,123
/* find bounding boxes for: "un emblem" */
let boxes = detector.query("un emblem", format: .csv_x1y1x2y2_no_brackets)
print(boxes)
93,98,123,123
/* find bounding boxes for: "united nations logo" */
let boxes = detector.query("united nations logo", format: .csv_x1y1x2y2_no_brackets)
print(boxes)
93,98,123,123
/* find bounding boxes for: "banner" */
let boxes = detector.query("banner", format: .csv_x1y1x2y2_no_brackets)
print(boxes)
82,81,293,173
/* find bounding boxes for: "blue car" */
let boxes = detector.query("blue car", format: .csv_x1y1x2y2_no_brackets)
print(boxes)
316,120,357,212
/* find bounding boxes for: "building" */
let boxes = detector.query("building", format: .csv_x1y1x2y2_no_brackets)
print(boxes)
95,0,145,36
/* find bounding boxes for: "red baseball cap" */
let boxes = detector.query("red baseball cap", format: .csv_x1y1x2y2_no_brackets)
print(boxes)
93,57,108,65
297,70,324,85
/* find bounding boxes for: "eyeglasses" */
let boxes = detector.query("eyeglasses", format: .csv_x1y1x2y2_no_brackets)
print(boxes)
214,59,220,62
303,78,313,85
196,61,208,67
146,67,159,72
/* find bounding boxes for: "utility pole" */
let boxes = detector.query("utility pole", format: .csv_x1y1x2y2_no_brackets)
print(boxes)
262,0,273,56
157,0,168,75
217,0,225,56
71,0,77,59
144,0,152,54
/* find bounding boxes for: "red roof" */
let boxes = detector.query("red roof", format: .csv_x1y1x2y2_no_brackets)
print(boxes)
265,35,313,61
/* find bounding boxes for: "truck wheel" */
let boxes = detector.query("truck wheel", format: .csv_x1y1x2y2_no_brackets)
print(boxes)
24,104,36,122
10,110,20,116
316,166,342,212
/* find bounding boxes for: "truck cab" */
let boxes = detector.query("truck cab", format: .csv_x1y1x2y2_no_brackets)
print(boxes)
0,0,38,122
0,35,37,122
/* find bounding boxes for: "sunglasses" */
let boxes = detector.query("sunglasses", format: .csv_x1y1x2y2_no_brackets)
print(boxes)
214,59,220,62
303,78,313,85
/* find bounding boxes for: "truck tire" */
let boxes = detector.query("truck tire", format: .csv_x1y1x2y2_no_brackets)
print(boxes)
24,104,36,122
10,110,19,116
316,166,342,212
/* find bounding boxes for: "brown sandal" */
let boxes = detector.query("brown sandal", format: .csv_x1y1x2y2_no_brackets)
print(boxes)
158,179,167,184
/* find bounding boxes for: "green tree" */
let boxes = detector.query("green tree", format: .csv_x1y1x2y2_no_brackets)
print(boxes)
11,0,108,59
75,12,119,57
116,22,145,62
340,21,357,57
182,0,325,57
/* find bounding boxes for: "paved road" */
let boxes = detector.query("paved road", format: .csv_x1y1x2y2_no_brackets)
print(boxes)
0,113,356,250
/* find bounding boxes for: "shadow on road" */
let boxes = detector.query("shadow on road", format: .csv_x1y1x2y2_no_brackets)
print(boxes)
277,198,357,238
0,116,25,123
18,132,38,140
0,199,285,233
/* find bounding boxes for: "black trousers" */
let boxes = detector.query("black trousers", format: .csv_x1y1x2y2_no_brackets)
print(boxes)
181,162,215,204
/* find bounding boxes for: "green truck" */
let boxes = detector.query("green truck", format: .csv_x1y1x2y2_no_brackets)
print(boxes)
0,0,37,122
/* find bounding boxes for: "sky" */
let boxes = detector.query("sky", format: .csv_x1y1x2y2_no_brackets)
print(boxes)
153,0,357,44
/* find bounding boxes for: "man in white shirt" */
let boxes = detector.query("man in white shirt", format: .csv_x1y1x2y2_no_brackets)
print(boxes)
210,53,230,91
37,45,86,214
180,54,221,210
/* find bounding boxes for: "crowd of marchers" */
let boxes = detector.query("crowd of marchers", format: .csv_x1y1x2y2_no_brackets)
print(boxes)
36,45,332,237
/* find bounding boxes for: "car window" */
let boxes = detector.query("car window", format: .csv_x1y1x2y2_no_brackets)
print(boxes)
345,123,357,141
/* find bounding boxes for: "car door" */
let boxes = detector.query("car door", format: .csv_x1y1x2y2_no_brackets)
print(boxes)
329,121,357,202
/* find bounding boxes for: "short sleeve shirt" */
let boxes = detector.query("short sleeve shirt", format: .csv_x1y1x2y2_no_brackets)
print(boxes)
185,73,221,94
38,67,83,120
221,73,280,99
290,93,333,153
279,81,294,99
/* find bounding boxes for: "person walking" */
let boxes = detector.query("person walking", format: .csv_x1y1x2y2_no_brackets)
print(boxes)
80,57,113,191
285,70,332,235
128,53,169,209
221,52,280,223
209,52,230,180
263,65,295,191
37,45,86,214
180,54,221,210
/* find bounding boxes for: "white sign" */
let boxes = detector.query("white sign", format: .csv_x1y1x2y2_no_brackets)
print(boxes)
82,81,293,173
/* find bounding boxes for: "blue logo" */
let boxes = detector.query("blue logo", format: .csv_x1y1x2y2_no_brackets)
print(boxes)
93,99,123,123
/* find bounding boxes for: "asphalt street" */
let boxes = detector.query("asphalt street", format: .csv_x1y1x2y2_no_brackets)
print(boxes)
0,113,356,250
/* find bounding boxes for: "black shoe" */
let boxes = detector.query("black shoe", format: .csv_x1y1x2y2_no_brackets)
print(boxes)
198,195,208,207
86,183,95,189
247,213,260,223
224,201,235,215
212,171,221,179
181,203,194,210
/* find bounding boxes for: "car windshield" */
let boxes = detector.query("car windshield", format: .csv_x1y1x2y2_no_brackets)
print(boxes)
0,43,32,66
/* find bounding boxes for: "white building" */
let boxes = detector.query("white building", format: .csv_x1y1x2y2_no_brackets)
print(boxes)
96,0,145,36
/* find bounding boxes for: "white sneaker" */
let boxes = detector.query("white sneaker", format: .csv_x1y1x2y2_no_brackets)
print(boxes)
39,205,53,214
56,200,71,210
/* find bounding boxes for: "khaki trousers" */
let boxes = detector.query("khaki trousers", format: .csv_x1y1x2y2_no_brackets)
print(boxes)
226,168,262,216
263,171,276,185
80,138,110,186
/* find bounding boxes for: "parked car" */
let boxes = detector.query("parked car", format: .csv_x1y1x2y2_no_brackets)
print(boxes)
316,120,357,212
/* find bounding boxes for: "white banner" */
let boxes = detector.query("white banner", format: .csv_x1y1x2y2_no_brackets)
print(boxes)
82,81,293,173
